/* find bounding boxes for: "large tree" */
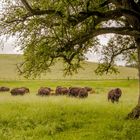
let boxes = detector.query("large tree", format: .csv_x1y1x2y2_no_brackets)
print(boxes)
0,0,140,118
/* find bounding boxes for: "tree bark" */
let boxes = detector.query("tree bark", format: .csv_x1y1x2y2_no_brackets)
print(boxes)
127,38,140,119
136,38,140,105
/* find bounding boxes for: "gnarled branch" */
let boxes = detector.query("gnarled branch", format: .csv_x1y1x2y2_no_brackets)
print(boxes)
64,27,140,49
68,8,140,26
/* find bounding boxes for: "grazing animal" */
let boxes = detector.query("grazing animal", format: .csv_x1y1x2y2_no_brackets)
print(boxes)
55,86,69,95
108,88,122,103
68,87,81,97
0,86,10,92
37,87,51,96
10,88,28,96
68,87,88,98
78,88,88,98
20,87,30,93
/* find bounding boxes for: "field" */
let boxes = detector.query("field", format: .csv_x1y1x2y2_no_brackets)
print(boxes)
0,54,140,140
0,54,138,80
0,79,140,140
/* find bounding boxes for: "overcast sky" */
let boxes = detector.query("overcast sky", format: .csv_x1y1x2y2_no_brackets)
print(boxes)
0,36,22,54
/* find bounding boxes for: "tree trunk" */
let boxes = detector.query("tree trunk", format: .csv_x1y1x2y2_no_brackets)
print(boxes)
127,38,140,119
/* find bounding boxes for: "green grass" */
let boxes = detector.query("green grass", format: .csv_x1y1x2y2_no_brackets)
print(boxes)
0,54,138,80
0,54,139,139
0,80,140,140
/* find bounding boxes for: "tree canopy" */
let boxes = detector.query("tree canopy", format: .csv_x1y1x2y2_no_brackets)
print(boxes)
95,34,137,75
0,0,140,78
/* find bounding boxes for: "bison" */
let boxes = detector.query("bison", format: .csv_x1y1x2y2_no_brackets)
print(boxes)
10,87,29,96
108,88,122,103
68,87,88,98
78,88,88,98
20,87,30,93
0,86,10,92
37,87,52,96
68,87,80,97
55,86,69,95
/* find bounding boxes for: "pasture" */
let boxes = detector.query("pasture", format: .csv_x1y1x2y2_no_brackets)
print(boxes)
0,79,140,140
0,54,138,80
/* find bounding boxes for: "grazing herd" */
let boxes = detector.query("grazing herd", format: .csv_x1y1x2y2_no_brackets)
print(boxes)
68,87,89,98
0,86,122,103
37,86,91,98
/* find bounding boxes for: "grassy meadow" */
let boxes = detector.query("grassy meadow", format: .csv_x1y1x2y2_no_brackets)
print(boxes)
0,80,140,140
0,54,138,80
0,54,140,140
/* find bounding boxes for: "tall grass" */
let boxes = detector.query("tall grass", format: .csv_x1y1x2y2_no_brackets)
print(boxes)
0,80,140,140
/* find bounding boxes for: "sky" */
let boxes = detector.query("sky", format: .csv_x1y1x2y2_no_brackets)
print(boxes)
0,37,21,54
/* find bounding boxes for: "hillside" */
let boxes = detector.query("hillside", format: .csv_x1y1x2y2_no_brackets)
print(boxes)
0,54,138,80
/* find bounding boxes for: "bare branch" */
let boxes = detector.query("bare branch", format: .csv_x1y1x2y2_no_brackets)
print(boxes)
107,44,137,69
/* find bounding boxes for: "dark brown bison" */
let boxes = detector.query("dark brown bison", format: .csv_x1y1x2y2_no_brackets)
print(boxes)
78,88,88,98
0,86,10,92
10,87,29,96
20,87,30,93
37,87,52,96
68,87,81,97
55,86,69,95
68,87,88,98
108,88,122,103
